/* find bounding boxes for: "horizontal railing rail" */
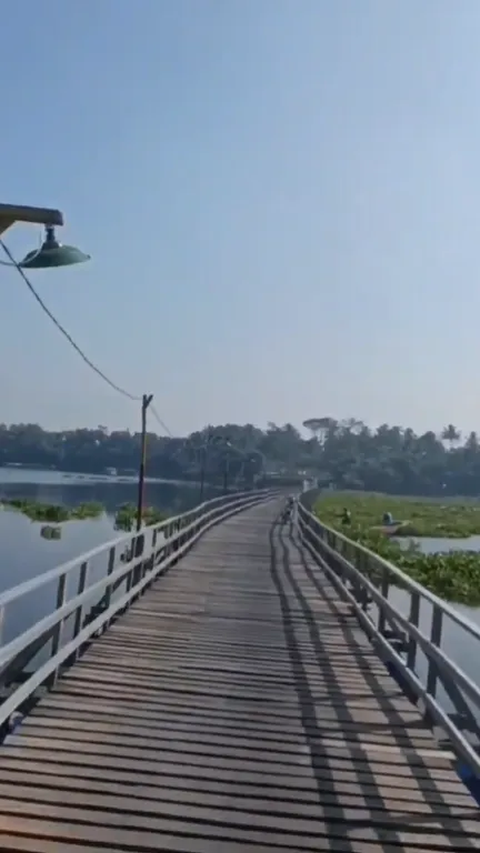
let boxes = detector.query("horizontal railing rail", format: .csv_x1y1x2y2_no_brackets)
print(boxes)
0,488,279,730
296,498,480,779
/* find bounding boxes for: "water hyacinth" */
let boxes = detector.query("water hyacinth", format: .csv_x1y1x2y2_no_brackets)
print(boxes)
315,492,480,604
0,499,103,523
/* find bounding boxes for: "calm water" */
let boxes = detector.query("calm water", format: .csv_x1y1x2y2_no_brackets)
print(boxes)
391,535,480,700
0,467,219,643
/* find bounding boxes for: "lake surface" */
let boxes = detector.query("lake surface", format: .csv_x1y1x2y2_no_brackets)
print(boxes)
0,467,219,643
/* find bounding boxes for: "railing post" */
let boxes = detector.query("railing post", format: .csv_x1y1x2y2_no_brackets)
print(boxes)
103,547,116,620
131,533,145,588
48,572,67,687
358,550,371,610
406,591,420,671
71,561,89,663
377,565,389,635
142,530,156,580
125,535,137,594
426,605,443,699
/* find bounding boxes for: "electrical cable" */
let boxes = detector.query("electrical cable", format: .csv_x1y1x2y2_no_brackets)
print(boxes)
1,238,142,402
150,403,174,437
1,239,178,437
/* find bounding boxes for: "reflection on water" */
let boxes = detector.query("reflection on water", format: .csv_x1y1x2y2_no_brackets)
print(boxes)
0,467,213,519
0,467,219,642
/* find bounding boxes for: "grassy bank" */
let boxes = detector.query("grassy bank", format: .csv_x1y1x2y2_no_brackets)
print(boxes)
315,492,480,538
314,492,480,604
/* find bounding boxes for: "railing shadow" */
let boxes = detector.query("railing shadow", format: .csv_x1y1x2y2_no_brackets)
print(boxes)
268,515,479,844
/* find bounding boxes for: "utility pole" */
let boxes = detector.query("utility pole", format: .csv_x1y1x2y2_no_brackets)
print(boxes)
222,437,232,495
199,429,215,503
199,444,207,503
136,394,153,532
223,455,230,495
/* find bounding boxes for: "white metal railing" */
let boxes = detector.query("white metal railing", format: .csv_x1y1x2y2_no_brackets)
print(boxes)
0,488,278,730
296,498,480,778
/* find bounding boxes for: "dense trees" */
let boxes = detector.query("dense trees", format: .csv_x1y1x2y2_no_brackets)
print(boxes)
2,419,480,496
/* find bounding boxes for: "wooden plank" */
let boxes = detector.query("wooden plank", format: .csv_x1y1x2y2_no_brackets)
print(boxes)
0,821,465,853
44,685,418,713
0,500,478,850
6,733,458,778
0,763,475,812
53,673,409,704
0,749,467,796
27,705,431,738
84,640,390,666
0,780,478,839
0,796,477,851
35,694,424,724
1,738,460,784
17,717,441,753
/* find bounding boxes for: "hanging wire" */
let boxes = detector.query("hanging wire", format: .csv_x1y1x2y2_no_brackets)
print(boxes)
150,403,174,437
1,238,178,438
0,238,141,401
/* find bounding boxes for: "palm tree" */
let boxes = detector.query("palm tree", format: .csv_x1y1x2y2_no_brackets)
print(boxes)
441,424,461,451
302,417,334,446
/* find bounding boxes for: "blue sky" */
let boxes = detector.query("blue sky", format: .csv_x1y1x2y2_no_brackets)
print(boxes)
2,0,480,436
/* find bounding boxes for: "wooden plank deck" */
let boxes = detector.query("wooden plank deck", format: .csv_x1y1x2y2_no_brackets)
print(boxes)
0,499,478,851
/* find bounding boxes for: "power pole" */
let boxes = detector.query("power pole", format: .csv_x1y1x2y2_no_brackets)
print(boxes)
223,455,230,495
199,444,207,503
199,429,215,503
136,394,153,532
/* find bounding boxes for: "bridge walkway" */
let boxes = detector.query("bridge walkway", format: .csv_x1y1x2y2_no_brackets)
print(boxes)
0,500,478,851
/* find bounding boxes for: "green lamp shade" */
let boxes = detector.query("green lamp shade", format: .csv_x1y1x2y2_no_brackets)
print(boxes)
19,226,90,269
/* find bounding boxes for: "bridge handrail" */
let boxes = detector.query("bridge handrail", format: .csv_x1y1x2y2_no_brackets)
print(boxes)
296,499,480,778
298,498,480,640
0,489,269,609
0,488,279,728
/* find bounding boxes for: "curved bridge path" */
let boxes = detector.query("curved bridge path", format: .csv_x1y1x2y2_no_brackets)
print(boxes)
0,500,478,851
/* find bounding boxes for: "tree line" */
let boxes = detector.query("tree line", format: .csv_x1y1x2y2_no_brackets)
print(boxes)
0,419,479,495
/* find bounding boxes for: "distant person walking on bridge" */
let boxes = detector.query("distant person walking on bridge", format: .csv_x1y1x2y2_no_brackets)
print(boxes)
281,495,295,525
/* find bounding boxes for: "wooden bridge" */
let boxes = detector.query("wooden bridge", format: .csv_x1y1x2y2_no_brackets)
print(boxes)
0,490,478,851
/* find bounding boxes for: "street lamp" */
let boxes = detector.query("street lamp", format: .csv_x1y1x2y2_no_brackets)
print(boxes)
199,432,223,502
222,441,260,493
227,448,264,492
0,203,90,269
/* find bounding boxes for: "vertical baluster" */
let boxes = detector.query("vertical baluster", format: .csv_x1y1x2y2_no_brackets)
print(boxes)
0,604,5,647
406,592,420,671
71,561,89,663
103,547,116,613
125,534,136,593
359,550,370,610
48,572,67,687
143,530,155,579
426,605,443,698
377,565,389,635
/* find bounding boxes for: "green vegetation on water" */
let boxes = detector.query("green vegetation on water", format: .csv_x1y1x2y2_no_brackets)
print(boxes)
1,499,104,523
314,492,480,605
316,493,480,539
114,503,167,532
0,498,168,531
